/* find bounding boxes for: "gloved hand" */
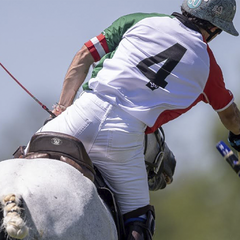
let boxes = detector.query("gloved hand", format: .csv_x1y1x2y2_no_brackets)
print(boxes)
148,142,176,191
43,103,65,125
228,131,240,152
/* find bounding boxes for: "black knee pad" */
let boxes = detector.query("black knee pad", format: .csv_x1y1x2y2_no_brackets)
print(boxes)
124,205,155,240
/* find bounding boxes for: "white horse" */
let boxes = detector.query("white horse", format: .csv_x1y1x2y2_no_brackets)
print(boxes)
0,158,118,240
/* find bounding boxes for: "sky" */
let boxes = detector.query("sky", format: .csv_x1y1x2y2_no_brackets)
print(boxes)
0,0,240,176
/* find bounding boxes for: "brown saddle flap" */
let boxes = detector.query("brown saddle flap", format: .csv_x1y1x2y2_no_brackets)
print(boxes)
26,132,95,181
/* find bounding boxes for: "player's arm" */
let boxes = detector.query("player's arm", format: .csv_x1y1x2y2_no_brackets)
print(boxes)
53,45,94,116
218,102,240,153
218,102,240,135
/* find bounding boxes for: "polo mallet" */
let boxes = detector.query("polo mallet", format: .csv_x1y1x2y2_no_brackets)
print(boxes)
0,62,56,118
216,141,240,177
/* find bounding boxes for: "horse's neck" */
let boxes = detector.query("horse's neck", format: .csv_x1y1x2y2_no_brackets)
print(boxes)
0,158,117,240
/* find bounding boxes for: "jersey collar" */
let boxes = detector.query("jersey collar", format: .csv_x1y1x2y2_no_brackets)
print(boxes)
171,12,201,34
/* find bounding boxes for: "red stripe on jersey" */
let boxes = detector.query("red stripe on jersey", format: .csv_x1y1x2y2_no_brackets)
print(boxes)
145,95,205,134
85,40,101,62
97,34,109,54
203,46,233,111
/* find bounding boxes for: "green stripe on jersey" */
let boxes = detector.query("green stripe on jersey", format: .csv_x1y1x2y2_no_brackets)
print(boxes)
104,13,171,51
82,13,173,91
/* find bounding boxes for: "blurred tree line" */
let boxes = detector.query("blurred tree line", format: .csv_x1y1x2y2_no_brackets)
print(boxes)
150,117,240,240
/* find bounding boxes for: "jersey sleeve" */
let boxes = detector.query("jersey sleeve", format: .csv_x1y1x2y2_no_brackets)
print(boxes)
203,46,234,112
84,13,163,62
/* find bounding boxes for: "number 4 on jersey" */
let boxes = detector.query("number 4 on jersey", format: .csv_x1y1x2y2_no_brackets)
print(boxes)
137,43,187,90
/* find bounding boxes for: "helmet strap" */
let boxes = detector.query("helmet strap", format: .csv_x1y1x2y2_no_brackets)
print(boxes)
205,28,222,42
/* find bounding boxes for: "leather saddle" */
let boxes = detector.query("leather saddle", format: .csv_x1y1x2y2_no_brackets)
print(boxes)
13,131,125,239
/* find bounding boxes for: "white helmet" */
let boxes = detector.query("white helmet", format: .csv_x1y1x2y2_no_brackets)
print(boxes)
182,0,239,36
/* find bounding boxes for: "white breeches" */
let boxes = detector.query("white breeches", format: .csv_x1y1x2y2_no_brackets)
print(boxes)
38,91,150,215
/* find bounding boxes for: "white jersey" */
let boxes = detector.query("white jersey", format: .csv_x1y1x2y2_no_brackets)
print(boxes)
84,13,233,133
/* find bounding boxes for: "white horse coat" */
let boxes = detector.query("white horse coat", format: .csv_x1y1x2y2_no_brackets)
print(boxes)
0,158,117,240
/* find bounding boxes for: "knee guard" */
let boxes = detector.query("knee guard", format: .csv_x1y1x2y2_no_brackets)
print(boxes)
124,205,155,240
